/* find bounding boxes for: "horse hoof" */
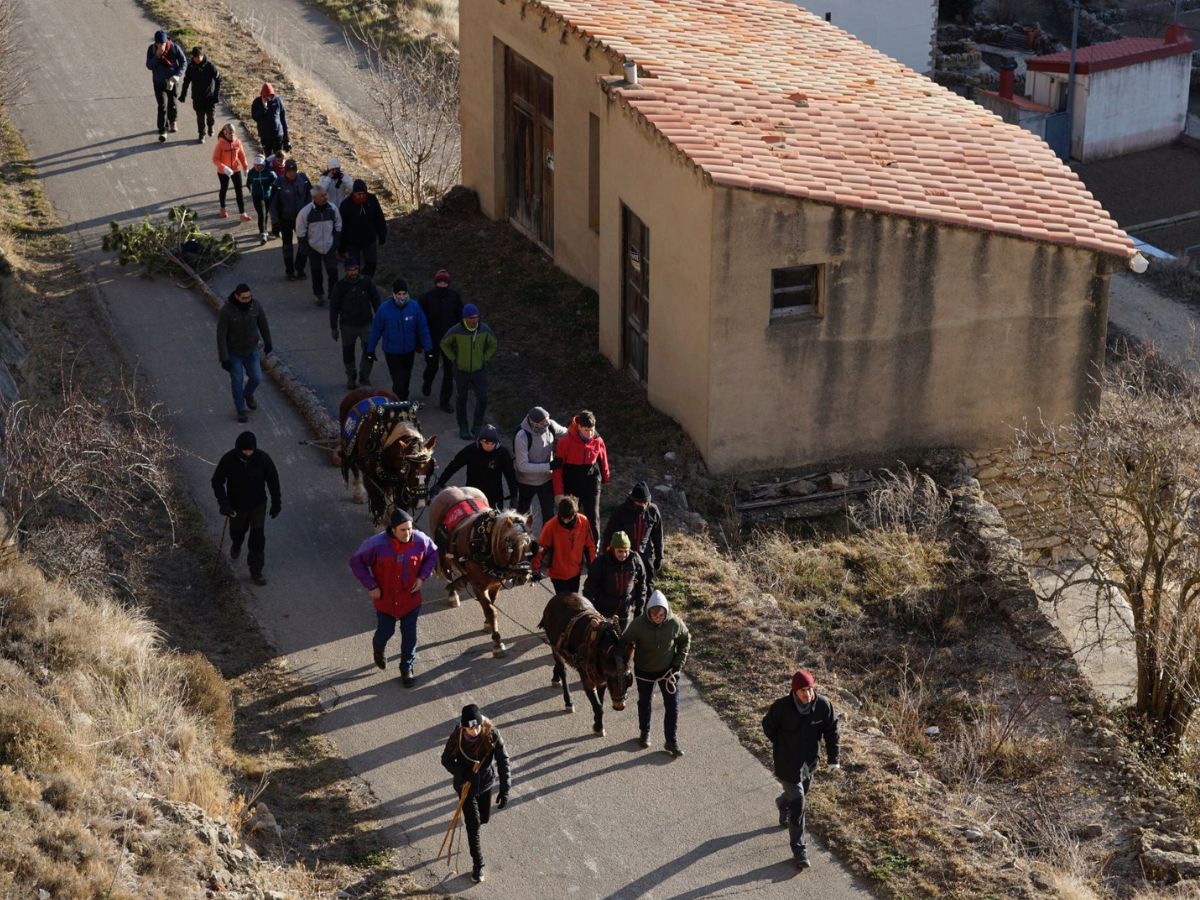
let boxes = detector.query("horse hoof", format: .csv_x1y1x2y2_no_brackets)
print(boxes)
447,594,460,608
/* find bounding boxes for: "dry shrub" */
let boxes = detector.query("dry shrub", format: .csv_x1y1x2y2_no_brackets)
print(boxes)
165,762,230,817
0,692,78,772
866,655,936,760
176,652,234,747
0,764,41,808
852,465,954,540
1135,883,1200,899
939,702,1064,785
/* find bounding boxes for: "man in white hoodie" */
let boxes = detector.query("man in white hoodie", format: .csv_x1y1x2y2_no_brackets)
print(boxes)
514,406,567,530
295,183,342,304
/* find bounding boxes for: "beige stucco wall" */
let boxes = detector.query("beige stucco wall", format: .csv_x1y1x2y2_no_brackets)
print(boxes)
705,188,1109,472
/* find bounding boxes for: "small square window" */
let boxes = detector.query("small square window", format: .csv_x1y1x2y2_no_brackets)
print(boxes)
771,265,823,319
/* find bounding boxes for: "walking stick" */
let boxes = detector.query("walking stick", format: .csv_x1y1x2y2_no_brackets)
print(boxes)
437,757,483,869
211,514,230,577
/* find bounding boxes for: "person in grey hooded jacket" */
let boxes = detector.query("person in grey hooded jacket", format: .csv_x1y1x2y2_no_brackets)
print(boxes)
514,406,567,529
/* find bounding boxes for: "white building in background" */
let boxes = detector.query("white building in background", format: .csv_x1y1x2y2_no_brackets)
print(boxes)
790,0,938,72
1025,27,1193,161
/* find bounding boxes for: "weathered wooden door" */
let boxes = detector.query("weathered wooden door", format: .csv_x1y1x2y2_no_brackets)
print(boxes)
622,205,650,386
505,48,554,249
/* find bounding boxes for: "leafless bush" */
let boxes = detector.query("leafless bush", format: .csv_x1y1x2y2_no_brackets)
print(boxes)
1007,791,1101,899
0,376,175,549
1009,350,1200,748
852,465,953,540
939,685,1058,787
349,23,461,208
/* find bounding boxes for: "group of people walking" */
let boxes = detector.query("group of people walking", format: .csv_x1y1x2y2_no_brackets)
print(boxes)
181,22,842,881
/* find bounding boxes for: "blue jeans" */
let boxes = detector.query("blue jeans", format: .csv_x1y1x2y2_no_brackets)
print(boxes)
227,352,262,413
374,607,420,671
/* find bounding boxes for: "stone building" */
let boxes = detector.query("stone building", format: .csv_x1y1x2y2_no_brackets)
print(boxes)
459,0,1134,473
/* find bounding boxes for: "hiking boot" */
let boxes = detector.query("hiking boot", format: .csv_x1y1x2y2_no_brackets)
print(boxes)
217,208,229,218
346,376,358,390
637,732,650,749
198,134,206,144
401,667,415,688
251,573,268,586
230,543,242,560
157,132,166,142
373,647,386,670
168,121,178,133
665,742,684,758
471,864,485,883
245,396,257,410
236,410,249,423
259,232,268,244
795,851,811,870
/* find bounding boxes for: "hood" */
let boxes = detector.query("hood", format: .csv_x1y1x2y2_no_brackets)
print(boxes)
235,431,257,451
260,82,275,98
646,589,670,619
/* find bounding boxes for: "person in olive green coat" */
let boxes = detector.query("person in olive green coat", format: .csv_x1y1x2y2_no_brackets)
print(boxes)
621,589,690,757
216,283,273,423
439,303,497,440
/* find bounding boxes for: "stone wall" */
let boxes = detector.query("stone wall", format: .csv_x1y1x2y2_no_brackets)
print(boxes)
967,445,1071,560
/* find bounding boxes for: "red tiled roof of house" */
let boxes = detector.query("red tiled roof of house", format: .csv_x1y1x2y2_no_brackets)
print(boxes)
525,0,1134,258
1026,35,1194,75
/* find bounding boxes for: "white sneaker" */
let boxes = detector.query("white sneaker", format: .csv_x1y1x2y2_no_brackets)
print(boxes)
259,232,268,244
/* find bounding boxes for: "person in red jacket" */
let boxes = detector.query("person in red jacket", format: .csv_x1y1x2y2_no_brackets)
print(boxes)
349,508,439,686
551,410,610,553
531,496,595,594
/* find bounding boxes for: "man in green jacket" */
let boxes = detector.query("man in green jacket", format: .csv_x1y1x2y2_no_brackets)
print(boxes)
216,283,273,423
622,589,690,757
439,303,497,441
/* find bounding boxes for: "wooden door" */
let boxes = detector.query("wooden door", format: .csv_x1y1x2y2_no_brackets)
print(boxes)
505,48,554,249
622,205,650,386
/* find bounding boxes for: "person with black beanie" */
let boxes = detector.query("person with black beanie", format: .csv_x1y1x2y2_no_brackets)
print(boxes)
434,424,517,509
215,283,272,423
440,703,511,883
210,431,281,585
178,46,222,143
602,480,664,586
419,268,463,412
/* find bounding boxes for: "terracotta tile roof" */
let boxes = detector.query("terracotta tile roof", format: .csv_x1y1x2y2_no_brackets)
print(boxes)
523,0,1133,258
1027,35,1194,75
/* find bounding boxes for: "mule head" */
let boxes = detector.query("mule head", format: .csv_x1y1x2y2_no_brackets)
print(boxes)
601,630,634,710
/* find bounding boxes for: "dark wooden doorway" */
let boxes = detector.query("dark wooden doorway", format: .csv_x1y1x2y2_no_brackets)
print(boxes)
505,47,554,250
622,205,650,386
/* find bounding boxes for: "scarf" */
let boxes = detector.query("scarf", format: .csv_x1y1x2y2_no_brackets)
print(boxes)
156,39,174,62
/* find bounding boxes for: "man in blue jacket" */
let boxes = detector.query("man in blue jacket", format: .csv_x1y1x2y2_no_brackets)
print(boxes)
146,30,186,142
367,279,432,401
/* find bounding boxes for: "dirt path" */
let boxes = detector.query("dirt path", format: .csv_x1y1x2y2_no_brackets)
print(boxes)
10,0,873,896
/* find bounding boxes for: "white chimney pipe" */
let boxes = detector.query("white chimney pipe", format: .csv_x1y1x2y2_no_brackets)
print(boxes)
623,59,638,84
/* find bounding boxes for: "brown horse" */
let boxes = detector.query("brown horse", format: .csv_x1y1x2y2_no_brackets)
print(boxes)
338,387,439,521
540,592,633,736
429,485,536,658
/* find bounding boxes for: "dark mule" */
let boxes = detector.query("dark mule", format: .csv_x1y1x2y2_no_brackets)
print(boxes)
429,486,537,657
540,592,633,736
338,387,439,521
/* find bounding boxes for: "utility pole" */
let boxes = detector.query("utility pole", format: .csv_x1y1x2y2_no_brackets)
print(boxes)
1064,0,1081,161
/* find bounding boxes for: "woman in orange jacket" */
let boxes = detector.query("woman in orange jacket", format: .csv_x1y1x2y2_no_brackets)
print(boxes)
532,495,595,595
211,123,250,220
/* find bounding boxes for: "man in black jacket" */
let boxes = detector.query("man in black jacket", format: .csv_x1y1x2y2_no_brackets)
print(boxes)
440,703,511,883
582,530,647,631
434,425,517,509
269,159,312,281
330,257,382,389
210,431,282,586
418,268,463,413
762,669,840,871
338,179,387,278
601,481,664,586
178,46,221,143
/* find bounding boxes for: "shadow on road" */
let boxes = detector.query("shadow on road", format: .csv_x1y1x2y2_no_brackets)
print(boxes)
608,827,787,900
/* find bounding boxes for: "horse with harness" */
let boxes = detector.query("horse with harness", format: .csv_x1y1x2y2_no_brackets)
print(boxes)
338,387,438,521
539,592,633,736
428,486,537,658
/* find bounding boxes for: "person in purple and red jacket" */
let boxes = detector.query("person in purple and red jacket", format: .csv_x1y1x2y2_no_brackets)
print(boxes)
349,508,439,687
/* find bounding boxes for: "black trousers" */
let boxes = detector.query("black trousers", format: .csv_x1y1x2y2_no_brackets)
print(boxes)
776,778,811,857
462,787,493,868
422,349,454,406
252,196,269,233
341,324,374,382
229,504,267,577
218,171,245,213
516,481,555,531
154,83,177,133
193,101,215,137
565,476,602,551
453,369,488,432
384,351,416,400
259,133,283,157
344,241,379,277
279,222,303,275
636,668,678,744
305,246,339,297
551,575,581,595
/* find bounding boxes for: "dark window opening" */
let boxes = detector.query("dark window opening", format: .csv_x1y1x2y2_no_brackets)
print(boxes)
771,265,823,319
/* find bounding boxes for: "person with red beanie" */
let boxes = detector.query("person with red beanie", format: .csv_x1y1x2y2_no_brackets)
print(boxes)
552,410,610,552
250,82,289,157
349,508,439,687
762,668,841,871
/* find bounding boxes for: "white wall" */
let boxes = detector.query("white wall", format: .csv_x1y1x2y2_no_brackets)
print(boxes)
791,0,937,72
1081,55,1191,160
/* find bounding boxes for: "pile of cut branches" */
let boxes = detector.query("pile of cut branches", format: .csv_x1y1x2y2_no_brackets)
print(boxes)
103,205,238,281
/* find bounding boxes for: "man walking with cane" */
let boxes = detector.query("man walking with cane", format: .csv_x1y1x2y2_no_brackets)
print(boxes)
762,668,841,871
440,703,511,883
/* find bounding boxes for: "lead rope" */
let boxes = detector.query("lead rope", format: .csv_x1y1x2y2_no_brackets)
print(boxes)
635,670,680,695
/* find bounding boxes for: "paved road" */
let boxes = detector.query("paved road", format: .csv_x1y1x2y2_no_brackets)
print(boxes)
10,0,872,896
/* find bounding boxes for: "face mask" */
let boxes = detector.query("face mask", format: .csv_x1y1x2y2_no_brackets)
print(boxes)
464,321,478,332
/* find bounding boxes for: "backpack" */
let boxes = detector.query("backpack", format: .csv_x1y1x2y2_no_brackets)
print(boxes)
513,423,528,454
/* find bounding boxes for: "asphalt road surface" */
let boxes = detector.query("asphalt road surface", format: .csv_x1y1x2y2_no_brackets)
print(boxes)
9,0,873,896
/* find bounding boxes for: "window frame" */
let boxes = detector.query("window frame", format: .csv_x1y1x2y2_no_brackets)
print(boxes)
770,264,825,321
